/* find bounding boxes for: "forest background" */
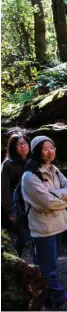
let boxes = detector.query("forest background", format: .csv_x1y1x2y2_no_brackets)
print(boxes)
1,0,67,103
1,0,67,171
1,1,67,311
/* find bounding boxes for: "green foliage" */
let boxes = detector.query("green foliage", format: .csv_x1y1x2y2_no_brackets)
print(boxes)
1,60,38,113
64,0,67,4
1,0,34,64
2,0,66,116
37,63,67,91
1,0,36,107
1,60,37,92
1,230,17,255
43,0,58,63
11,87,38,105
2,63,67,116
1,83,39,117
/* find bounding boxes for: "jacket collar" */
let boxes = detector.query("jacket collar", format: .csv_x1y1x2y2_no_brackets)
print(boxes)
39,164,58,175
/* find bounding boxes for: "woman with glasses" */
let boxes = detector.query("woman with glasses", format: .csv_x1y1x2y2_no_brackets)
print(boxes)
22,135,67,310
1,133,30,233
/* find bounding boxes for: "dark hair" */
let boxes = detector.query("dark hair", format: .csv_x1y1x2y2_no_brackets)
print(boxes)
6,133,30,161
25,141,46,179
32,141,45,166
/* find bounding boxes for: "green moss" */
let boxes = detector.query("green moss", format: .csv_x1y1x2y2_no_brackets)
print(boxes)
1,230,17,255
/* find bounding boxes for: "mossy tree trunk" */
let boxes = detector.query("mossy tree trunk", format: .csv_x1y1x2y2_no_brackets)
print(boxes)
31,0,46,63
52,0,67,62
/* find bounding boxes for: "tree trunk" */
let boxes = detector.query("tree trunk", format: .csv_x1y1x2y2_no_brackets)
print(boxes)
64,3,67,15
31,0,46,63
52,0,67,62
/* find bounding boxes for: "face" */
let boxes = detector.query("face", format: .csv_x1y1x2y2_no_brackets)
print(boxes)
16,137,30,159
41,140,56,164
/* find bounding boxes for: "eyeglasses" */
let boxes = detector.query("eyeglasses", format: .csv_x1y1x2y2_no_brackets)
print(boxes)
17,142,27,147
42,146,56,151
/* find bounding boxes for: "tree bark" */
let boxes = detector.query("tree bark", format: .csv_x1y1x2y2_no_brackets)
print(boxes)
31,0,46,63
64,3,67,15
52,0,67,62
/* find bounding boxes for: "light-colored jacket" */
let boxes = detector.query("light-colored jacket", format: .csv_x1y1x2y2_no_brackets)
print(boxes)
21,165,67,237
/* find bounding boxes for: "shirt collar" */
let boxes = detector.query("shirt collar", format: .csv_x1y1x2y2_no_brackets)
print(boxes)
39,164,58,174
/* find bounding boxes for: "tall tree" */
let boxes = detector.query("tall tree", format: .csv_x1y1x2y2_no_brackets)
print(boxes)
52,0,67,62
1,0,34,63
31,0,46,63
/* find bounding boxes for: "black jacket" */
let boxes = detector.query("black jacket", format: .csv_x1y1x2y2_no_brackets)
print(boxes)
1,157,26,227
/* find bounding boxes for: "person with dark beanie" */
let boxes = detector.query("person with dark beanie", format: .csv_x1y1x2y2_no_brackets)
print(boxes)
21,135,67,310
